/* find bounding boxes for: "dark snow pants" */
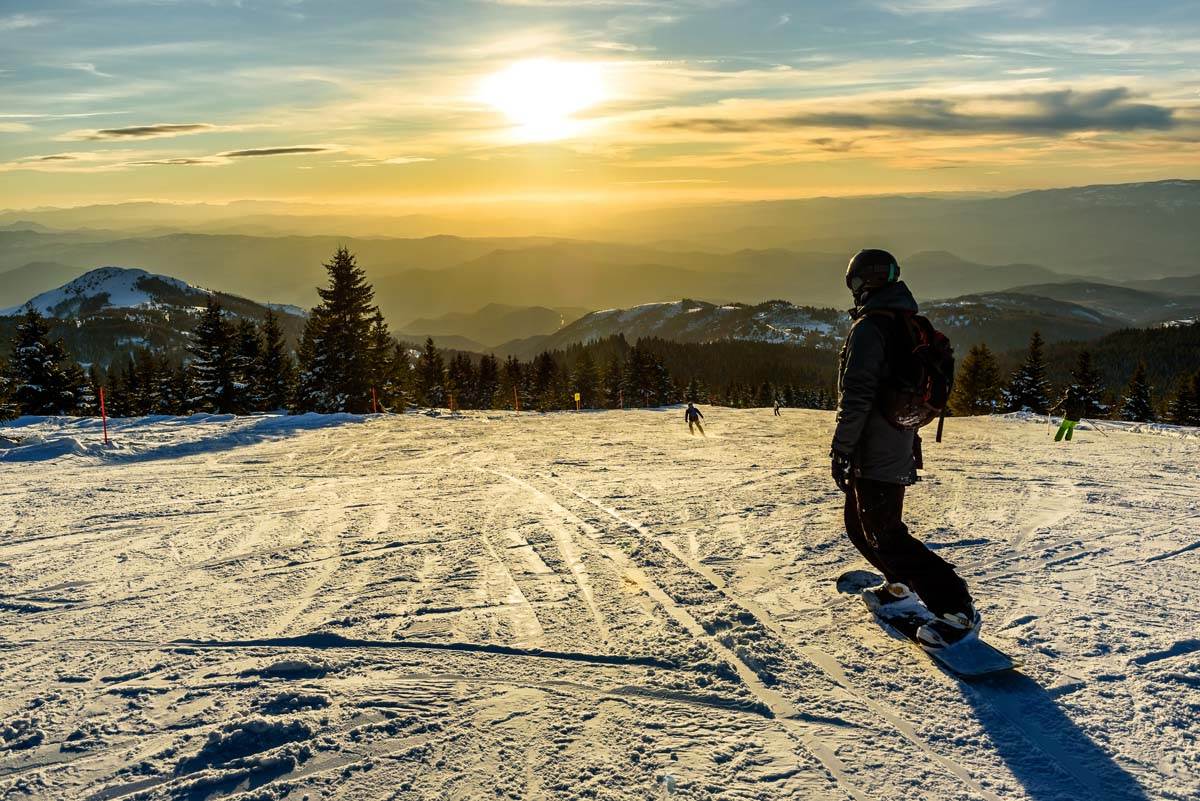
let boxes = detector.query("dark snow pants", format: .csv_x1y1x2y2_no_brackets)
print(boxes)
844,477,973,618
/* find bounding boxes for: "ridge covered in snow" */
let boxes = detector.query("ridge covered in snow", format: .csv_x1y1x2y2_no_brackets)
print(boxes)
1,266,210,318
528,298,845,353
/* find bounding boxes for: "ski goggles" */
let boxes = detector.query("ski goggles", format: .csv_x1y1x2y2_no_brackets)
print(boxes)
846,263,898,293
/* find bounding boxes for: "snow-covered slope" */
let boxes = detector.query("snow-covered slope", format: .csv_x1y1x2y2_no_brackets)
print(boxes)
1,410,1197,800
0,266,210,317
922,291,1127,350
499,292,1131,358
0,266,307,368
505,299,844,357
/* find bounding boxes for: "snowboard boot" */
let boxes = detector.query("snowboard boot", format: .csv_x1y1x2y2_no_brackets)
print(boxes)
916,609,981,649
862,582,921,615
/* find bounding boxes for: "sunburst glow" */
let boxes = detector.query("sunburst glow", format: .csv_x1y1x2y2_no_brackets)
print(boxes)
478,59,607,142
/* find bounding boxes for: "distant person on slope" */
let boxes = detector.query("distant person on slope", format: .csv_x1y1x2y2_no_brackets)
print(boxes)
774,399,782,416
685,402,705,436
830,249,977,648
1052,387,1086,441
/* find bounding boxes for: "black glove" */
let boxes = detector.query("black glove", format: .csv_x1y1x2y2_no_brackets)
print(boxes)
830,449,853,494
912,433,924,471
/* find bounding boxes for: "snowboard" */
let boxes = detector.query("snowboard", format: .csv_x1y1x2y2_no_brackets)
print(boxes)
836,570,1017,679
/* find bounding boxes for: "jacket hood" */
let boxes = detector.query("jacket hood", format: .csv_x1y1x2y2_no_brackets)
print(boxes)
855,280,918,315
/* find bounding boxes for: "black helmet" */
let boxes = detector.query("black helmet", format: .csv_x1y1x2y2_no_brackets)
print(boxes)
846,249,900,301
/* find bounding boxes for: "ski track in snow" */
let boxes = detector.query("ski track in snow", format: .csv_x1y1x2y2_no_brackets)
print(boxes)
1,409,1198,800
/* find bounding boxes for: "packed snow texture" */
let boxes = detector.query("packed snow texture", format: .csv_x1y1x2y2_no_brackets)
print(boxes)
1,409,1198,800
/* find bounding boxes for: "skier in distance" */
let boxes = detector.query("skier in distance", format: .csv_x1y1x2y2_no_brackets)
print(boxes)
1052,386,1087,441
685,402,705,436
830,249,978,648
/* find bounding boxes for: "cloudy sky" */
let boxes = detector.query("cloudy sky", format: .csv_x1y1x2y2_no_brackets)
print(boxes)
1,0,1198,209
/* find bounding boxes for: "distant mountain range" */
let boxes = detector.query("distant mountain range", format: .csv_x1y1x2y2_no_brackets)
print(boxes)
5,263,1199,381
0,233,1093,323
1003,282,1200,327
2,181,1197,279
495,300,844,360
491,290,1145,359
3,179,1199,324
0,267,305,368
398,302,587,350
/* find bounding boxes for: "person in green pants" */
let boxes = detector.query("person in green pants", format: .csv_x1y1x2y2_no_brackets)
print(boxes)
1052,386,1087,441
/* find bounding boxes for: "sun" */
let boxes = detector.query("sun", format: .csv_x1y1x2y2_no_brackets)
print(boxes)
478,59,607,142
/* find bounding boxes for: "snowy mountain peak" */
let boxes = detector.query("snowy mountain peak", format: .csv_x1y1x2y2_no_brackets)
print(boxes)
1,266,211,317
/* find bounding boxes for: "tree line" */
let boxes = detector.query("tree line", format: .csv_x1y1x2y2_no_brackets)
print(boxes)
1,247,1197,426
950,330,1200,425
0,248,835,420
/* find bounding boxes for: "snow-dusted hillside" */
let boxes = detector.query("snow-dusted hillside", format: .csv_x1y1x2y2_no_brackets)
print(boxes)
0,266,209,318
501,292,1131,357
521,299,844,355
1,410,1197,800
0,267,307,368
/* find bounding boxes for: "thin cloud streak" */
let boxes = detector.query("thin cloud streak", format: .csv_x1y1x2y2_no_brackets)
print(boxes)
218,146,334,157
63,123,217,141
657,88,1177,135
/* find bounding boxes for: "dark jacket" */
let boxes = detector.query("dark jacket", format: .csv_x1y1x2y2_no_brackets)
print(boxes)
1054,386,1087,421
831,281,919,485
685,406,703,421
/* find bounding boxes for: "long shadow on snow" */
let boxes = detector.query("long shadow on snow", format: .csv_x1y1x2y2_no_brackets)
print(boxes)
965,672,1149,801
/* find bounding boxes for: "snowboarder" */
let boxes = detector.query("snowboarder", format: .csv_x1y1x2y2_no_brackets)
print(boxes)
1052,386,1087,441
685,402,705,436
830,249,978,648
773,399,782,416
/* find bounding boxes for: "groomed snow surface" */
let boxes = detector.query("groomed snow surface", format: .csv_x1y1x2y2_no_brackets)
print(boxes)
1,409,1198,801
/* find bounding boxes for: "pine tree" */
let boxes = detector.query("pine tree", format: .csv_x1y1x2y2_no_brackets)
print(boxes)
623,343,653,407
258,311,296,412
364,311,401,412
601,354,624,408
950,343,1002,416
131,349,165,414
232,318,262,413
1168,372,1200,426
295,247,378,413
1119,361,1154,422
80,364,104,417
531,351,559,410
383,343,410,411
6,306,86,415
755,380,774,408
294,314,326,412
1071,350,1107,418
571,350,599,408
499,355,523,410
446,353,475,410
475,354,500,409
1004,330,1051,413
684,376,705,404
0,358,18,421
189,299,239,413
153,361,189,415
415,337,446,408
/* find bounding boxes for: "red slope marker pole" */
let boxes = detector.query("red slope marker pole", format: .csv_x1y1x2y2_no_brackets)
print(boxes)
99,386,110,446
371,387,379,414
